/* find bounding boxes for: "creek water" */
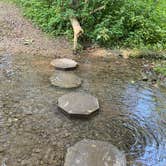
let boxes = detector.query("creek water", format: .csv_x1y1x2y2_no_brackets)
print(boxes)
0,53,165,166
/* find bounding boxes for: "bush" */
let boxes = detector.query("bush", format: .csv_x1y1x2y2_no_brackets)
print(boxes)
154,63,166,76
13,0,166,50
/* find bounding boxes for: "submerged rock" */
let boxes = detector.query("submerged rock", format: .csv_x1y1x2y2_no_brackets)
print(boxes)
64,139,126,166
58,92,99,117
142,73,148,81
49,71,82,88
50,58,78,70
159,78,166,89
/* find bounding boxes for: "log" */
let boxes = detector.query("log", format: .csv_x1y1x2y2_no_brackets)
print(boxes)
70,17,83,53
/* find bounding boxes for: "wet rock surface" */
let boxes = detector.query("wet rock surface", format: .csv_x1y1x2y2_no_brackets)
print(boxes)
50,58,78,70
64,139,126,166
158,78,166,89
58,92,99,117
49,71,82,88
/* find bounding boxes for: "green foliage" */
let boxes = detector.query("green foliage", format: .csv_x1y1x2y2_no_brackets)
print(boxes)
154,63,166,76
129,50,166,59
13,0,166,49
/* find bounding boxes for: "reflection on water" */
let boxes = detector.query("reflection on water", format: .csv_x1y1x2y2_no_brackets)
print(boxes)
0,53,14,79
123,84,166,165
76,56,166,166
0,53,166,165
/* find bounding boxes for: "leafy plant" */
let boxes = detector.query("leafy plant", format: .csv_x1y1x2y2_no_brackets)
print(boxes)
12,0,166,50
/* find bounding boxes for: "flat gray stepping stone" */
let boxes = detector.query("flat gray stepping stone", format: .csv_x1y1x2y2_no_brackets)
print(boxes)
50,58,78,70
50,71,82,88
58,92,99,117
64,139,126,166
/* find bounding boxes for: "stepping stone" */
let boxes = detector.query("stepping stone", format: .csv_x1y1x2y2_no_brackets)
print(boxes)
50,58,78,70
58,92,99,117
64,139,126,166
50,71,82,89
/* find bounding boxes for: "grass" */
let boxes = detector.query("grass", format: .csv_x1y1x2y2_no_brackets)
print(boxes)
154,62,166,76
129,49,166,60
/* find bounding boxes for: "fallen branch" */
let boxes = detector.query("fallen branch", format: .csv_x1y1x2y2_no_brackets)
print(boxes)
70,17,84,52
69,0,104,53
90,5,105,14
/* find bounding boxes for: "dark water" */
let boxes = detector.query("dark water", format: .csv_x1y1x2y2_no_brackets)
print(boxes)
0,53,165,166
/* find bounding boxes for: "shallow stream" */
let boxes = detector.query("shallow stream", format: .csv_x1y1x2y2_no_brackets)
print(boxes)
0,52,165,166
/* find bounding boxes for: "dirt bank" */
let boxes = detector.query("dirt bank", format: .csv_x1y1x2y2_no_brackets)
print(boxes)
0,1,73,58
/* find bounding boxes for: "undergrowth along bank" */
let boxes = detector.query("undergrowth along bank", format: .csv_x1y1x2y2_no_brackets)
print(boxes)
11,0,166,51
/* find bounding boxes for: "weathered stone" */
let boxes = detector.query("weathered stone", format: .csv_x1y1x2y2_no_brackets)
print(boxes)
159,78,166,89
142,74,148,81
50,58,78,70
64,139,126,166
50,71,82,89
58,92,99,117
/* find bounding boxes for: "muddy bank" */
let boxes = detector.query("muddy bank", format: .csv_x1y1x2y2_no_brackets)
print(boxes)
0,1,72,58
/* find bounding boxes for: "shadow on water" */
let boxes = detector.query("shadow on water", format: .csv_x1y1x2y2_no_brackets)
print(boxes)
0,52,166,165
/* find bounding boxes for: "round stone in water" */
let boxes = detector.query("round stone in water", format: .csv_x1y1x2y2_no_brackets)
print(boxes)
50,58,78,70
58,92,99,117
64,139,126,166
50,71,82,89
